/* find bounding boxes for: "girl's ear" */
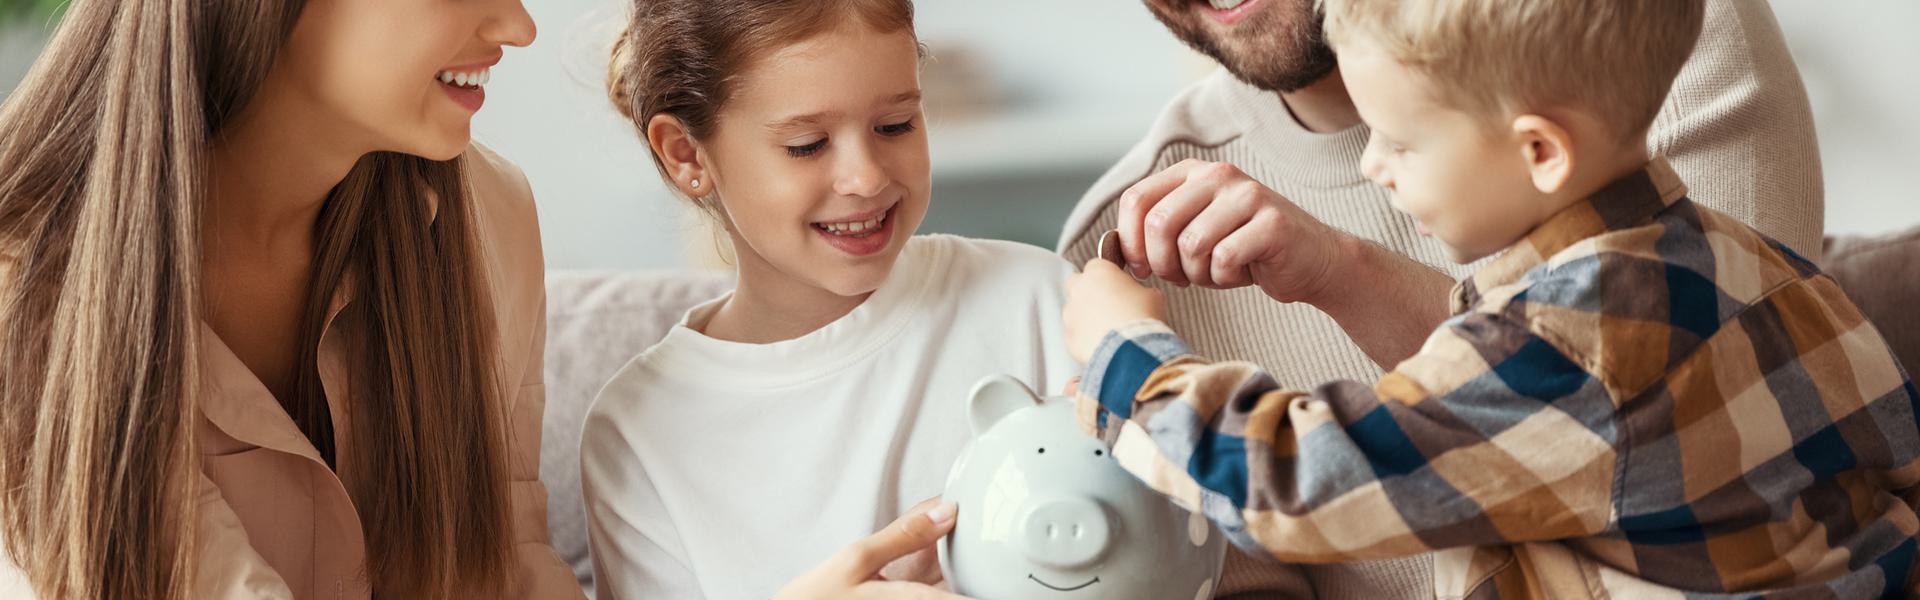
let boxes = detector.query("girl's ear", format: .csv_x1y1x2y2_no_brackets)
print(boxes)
646,114,708,197
1511,114,1576,195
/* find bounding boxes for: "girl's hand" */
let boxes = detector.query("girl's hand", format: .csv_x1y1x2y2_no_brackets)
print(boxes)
772,502,970,600
1064,259,1169,364
877,497,948,586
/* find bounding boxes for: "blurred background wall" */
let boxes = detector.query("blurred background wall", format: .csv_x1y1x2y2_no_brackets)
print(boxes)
2,0,1914,271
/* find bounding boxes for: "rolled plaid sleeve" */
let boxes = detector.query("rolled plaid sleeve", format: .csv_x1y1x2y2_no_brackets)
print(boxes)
1075,315,1621,563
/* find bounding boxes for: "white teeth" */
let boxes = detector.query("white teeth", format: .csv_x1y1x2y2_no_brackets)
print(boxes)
1208,0,1246,9
817,212,888,235
435,67,491,88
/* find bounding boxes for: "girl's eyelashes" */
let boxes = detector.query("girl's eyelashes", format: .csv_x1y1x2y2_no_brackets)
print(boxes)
786,138,827,158
876,118,916,137
782,119,916,158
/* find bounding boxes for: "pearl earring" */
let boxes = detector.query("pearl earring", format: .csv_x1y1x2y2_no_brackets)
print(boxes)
691,179,701,189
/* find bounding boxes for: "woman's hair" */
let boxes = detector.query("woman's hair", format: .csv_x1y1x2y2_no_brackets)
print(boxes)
0,1,513,598
605,0,919,187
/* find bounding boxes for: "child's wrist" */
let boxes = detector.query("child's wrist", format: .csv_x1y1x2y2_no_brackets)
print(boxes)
1079,319,1182,416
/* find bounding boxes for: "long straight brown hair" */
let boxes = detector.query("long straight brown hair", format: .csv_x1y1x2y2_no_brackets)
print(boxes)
0,1,513,598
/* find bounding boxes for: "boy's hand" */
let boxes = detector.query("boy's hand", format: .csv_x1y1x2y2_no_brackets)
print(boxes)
1065,260,1168,364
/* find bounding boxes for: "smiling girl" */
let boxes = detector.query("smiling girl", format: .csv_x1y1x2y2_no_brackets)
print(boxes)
579,1,1077,598
0,0,579,598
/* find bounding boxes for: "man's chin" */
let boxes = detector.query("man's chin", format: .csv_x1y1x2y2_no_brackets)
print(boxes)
1221,51,1337,94
1148,0,1338,93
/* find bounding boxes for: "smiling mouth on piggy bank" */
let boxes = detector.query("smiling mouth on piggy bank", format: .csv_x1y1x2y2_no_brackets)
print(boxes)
1027,574,1100,592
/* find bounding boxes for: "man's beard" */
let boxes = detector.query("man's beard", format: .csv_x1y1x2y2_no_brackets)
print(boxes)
1147,0,1338,93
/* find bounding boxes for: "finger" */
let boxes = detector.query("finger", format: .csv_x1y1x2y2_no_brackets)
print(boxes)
1179,185,1261,288
837,501,958,577
1142,179,1217,287
905,496,942,513
878,544,942,584
1080,257,1127,279
1209,215,1275,289
857,581,970,600
1116,160,1208,277
1064,376,1082,396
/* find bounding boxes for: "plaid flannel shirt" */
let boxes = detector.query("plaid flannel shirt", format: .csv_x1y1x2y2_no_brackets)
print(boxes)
1076,160,1920,599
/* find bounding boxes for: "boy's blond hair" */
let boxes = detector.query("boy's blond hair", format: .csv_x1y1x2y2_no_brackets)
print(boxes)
1321,0,1705,143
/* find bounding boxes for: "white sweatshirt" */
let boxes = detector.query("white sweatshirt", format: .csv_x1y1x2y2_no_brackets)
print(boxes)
580,235,1078,600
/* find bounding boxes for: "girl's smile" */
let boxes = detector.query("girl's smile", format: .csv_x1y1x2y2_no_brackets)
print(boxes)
811,203,899,257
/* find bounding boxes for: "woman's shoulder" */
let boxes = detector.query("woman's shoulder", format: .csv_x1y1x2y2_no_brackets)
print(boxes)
458,142,547,379
462,142,538,231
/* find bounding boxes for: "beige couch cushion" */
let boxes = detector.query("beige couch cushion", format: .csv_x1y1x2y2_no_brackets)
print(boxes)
1820,227,1920,379
540,270,733,598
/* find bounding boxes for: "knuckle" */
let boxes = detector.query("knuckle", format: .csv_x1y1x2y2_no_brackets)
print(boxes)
1143,209,1170,235
1232,182,1264,205
1213,244,1239,266
1264,210,1290,233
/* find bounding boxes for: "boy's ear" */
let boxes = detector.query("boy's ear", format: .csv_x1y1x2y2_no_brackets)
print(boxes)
646,114,708,197
1511,114,1575,195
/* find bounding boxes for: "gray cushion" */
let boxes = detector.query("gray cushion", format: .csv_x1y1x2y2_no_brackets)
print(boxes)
1820,227,1920,380
540,270,733,598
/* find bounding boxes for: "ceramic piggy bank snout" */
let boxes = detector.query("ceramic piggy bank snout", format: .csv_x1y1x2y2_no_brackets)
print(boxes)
939,375,1228,600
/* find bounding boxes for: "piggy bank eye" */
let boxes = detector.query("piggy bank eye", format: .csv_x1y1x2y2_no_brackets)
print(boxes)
1094,449,1104,457
1037,447,1046,454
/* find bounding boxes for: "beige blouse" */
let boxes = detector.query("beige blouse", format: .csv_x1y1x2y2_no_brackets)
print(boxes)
3,144,582,599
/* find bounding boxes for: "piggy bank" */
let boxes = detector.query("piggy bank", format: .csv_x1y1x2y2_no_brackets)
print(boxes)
939,375,1228,599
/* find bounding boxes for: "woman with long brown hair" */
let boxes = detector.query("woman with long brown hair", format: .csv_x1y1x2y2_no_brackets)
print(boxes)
0,0,582,598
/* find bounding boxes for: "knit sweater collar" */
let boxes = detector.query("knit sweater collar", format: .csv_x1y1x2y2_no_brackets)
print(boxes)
1219,73,1372,190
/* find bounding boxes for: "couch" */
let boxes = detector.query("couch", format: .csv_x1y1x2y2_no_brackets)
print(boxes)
538,228,1920,598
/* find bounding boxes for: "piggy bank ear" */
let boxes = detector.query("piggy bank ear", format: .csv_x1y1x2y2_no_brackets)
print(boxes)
968,375,1043,435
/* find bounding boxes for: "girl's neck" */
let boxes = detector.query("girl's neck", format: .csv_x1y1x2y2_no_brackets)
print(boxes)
699,247,875,345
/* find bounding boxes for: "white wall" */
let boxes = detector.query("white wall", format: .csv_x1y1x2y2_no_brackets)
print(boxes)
1770,0,1920,237
4,1,1916,268
475,0,1920,271
470,0,1209,270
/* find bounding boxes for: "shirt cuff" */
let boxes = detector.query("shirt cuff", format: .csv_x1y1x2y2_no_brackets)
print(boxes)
1079,319,1193,425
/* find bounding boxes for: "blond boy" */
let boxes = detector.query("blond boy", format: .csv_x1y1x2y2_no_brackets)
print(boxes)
1061,0,1920,597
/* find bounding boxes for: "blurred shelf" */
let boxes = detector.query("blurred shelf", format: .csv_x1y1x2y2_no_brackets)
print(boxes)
927,102,1160,183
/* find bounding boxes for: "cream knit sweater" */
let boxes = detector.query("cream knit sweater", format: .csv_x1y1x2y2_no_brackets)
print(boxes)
1056,1,1823,598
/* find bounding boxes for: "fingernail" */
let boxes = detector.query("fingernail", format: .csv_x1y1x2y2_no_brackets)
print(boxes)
926,502,956,525
1129,263,1146,278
